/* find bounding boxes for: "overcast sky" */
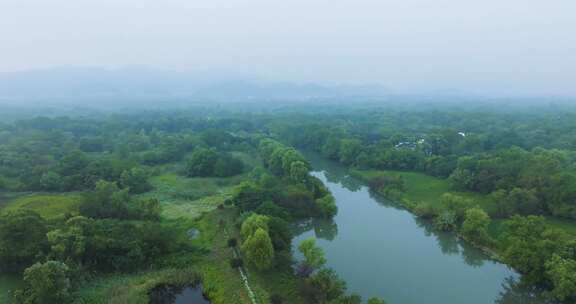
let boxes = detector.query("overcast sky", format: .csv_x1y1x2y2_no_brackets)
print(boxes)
1,0,575,96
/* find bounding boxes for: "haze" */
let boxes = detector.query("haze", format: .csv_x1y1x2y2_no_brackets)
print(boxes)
1,0,575,96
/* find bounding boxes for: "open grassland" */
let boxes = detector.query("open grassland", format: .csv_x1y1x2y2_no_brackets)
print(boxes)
136,173,239,220
138,151,261,220
1,193,83,219
352,170,494,211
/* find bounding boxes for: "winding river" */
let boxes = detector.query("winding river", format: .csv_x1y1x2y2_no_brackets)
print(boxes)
294,153,548,304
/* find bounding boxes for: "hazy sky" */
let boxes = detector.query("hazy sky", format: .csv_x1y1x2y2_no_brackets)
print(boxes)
1,0,575,96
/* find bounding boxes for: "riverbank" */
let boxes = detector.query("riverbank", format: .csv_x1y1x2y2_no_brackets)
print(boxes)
349,167,576,303
350,169,576,238
349,169,501,258
293,166,527,304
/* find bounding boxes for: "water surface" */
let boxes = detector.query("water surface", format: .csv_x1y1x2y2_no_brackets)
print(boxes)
149,284,210,304
294,153,547,304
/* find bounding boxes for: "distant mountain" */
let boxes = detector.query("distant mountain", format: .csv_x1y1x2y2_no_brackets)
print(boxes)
0,68,391,106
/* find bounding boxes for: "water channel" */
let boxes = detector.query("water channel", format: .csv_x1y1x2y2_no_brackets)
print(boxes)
293,153,548,304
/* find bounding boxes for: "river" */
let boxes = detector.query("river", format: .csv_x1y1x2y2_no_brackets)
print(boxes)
293,153,549,304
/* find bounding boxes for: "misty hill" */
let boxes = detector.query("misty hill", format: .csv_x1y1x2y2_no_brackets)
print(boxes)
0,68,390,105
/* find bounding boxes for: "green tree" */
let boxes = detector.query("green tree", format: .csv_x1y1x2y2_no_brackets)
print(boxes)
305,268,346,303
267,217,293,251
0,210,47,271
213,155,243,177
281,149,307,176
232,181,267,212
80,180,131,219
299,238,327,270
330,294,362,304
433,210,457,231
120,167,151,194
545,255,576,301
269,148,286,176
316,195,338,218
47,227,86,262
240,214,269,241
321,137,341,160
338,139,362,165
185,148,218,177
367,298,387,304
289,161,310,183
241,228,275,271
441,193,473,222
502,216,570,284
136,198,162,221
255,201,290,221
58,150,89,176
40,172,62,191
461,207,491,244
14,261,71,304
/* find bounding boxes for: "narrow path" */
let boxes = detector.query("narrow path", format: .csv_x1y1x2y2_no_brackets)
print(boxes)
223,226,258,304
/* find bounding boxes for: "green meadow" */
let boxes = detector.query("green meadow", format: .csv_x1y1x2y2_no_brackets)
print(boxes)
2,193,83,219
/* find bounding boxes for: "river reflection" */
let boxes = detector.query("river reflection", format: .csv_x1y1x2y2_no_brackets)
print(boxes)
293,152,549,304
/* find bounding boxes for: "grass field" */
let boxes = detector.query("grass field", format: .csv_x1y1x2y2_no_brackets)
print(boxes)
137,151,261,220
352,169,495,211
1,193,83,219
136,173,244,220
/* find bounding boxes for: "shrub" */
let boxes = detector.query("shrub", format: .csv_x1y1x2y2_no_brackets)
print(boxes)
413,203,436,219
227,238,238,248
270,294,284,304
230,258,244,268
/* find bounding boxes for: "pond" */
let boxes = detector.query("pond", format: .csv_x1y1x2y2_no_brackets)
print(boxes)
149,284,210,304
293,153,549,304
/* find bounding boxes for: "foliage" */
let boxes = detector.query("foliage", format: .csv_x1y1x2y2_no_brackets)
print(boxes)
267,217,293,252
120,167,152,194
232,181,267,212
441,193,474,223
79,180,131,219
186,148,243,178
434,210,458,231
296,237,329,279
241,228,275,271
302,268,346,304
0,210,48,271
240,214,269,241
316,195,338,218
367,297,387,304
298,238,327,271
14,261,71,304
461,207,491,245
80,180,160,220
501,216,572,285
545,254,576,302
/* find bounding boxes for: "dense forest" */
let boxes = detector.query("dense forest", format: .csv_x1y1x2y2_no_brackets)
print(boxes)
0,101,575,303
